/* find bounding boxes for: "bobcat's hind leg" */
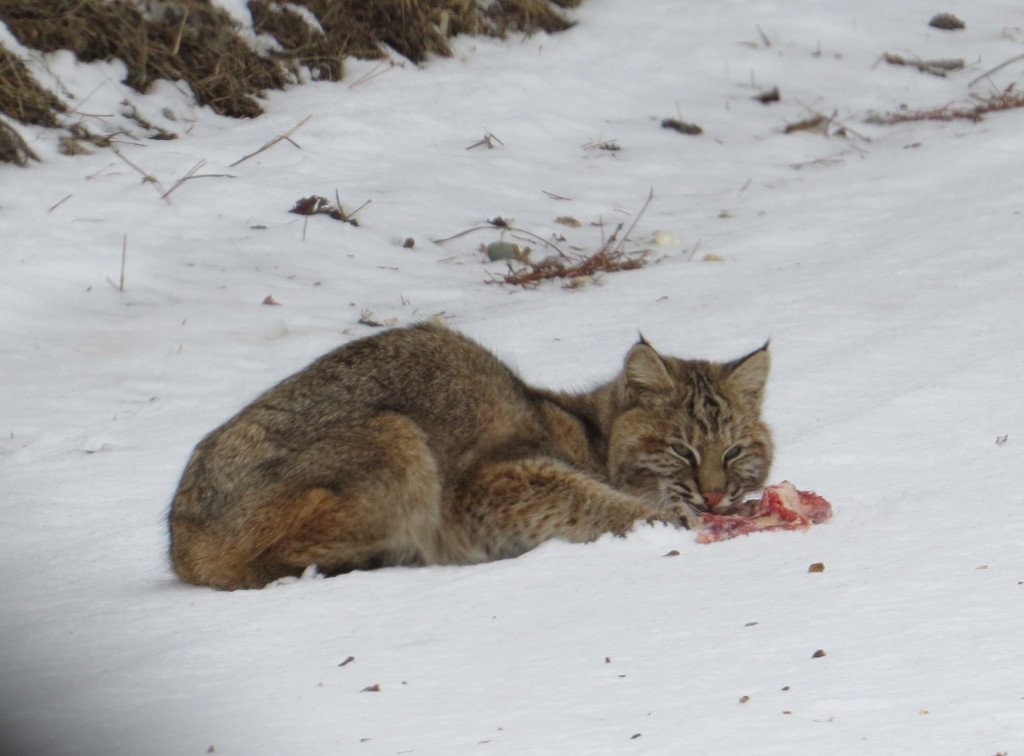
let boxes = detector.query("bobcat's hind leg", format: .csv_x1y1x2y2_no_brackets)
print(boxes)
170,412,443,589
447,457,695,563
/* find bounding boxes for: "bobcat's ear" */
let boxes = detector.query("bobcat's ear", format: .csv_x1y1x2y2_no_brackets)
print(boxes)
725,343,770,406
623,340,674,402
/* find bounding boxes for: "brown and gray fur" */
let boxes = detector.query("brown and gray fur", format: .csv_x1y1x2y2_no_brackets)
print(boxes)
169,323,772,589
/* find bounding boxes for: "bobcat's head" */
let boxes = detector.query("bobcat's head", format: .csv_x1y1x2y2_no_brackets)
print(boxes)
605,339,773,516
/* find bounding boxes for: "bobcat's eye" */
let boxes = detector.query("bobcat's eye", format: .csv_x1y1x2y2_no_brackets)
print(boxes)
670,444,698,466
723,445,743,465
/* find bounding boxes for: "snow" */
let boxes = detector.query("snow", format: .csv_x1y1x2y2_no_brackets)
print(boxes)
3,1,1024,754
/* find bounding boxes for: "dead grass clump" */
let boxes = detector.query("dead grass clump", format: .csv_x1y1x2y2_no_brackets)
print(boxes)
248,0,447,75
482,0,580,36
0,43,65,127
867,86,1024,125
247,1,342,81
481,189,655,288
0,0,579,164
0,118,38,165
0,0,578,126
248,0,579,74
0,0,287,118
489,242,650,288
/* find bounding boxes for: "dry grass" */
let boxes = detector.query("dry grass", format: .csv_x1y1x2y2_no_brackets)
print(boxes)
0,0,286,119
247,0,579,78
0,0,577,163
489,241,651,288
867,86,1024,125
0,39,61,164
0,42,64,126
483,190,656,288
882,52,964,78
0,118,37,164
0,0,579,164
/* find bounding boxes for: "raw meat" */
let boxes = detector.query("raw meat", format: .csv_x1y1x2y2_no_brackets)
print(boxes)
696,481,832,544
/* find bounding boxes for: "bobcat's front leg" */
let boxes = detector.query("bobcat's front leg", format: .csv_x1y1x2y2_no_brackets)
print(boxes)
448,457,697,563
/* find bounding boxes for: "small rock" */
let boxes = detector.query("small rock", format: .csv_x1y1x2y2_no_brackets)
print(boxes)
653,230,682,246
929,13,965,30
808,562,825,573
564,275,592,290
812,649,827,659
485,241,521,261
661,118,703,135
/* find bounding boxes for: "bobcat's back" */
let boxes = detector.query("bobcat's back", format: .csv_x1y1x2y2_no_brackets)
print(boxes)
195,323,564,491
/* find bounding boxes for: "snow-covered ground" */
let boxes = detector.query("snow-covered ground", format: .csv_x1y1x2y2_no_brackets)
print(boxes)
3,1,1024,753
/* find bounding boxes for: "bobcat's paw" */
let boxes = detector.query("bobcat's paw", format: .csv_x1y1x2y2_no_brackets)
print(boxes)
648,503,704,531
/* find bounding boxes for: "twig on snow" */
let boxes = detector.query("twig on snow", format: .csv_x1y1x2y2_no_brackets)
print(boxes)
466,132,503,150
969,53,1024,87
432,225,494,244
48,194,72,213
348,59,398,89
613,187,654,255
882,52,965,77
161,160,236,200
230,115,313,167
119,234,127,291
106,234,128,291
110,146,165,194
433,217,567,258
542,189,572,200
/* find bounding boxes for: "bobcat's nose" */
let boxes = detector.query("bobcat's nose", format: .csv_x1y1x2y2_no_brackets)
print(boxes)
701,491,726,510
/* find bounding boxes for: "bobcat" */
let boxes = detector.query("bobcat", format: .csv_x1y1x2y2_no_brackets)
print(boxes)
168,323,772,589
